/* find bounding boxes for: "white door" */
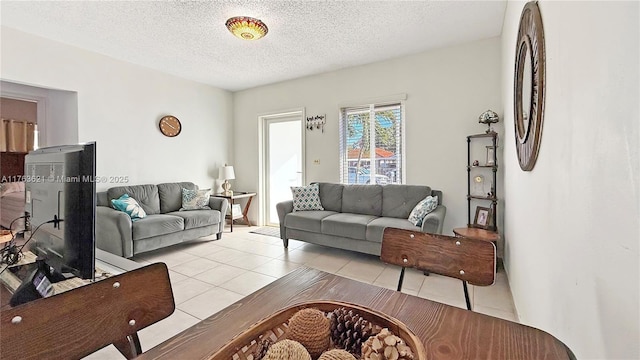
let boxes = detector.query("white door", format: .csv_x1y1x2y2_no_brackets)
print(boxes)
262,112,304,226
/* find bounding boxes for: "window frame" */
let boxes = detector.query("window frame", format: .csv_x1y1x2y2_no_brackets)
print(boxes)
339,97,406,185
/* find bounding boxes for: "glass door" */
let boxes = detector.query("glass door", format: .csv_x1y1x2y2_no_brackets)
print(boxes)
263,112,303,226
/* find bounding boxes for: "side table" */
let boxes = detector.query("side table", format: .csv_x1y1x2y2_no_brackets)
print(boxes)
453,227,500,243
453,227,501,269
212,192,256,232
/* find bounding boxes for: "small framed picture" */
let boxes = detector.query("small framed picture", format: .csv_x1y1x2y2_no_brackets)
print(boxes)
473,206,493,229
486,146,496,166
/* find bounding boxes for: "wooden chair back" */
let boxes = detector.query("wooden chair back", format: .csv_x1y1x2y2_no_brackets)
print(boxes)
381,227,496,286
0,262,175,359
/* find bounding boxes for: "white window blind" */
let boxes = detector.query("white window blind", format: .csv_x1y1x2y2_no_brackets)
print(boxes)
339,102,404,185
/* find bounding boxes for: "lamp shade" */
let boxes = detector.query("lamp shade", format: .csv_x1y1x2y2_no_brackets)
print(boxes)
219,165,236,180
478,109,499,124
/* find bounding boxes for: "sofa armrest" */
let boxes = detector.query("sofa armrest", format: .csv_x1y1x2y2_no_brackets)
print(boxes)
96,206,133,258
208,197,229,235
421,205,446,234
276,200,294,239
208,197,229,216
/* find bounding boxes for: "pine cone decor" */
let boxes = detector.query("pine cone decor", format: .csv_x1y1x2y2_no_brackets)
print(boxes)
318,349,357,360
329,307,372,356
252,338,275,360
286,308,331,359
262,339,311,360
361,328,415,360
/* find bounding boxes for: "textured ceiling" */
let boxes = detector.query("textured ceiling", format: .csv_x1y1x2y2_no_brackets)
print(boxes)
1,1,506,92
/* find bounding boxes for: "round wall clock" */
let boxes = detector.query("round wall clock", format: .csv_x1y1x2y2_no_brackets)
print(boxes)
514,1,546,171
159,115,181,137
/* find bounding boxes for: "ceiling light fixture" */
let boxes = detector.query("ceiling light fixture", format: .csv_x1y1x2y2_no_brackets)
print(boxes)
225,16,268,40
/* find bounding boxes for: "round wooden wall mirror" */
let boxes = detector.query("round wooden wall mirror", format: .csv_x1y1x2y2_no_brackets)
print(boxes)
514,1,546,171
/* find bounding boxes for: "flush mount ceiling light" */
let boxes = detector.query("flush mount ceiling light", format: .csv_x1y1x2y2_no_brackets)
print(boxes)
225,16,268,40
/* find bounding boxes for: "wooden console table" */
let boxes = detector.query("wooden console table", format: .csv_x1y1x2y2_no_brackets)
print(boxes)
139,267,574,359
212,192,256,232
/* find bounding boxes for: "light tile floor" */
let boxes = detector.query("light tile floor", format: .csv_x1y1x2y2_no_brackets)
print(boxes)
85,226,518,359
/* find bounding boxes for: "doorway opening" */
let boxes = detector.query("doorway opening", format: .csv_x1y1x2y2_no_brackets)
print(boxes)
259,110,305,227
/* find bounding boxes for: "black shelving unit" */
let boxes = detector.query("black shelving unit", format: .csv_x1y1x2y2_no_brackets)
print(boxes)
466,132,498,231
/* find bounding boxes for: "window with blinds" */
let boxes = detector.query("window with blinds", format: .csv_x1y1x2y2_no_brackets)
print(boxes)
339,102,404,185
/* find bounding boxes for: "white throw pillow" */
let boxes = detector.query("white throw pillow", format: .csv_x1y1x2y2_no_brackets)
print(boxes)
291,183,324,211
408,195,438,226
0,181,24,197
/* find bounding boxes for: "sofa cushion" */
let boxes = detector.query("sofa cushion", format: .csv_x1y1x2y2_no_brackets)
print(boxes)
365,217,421,243
322,213,378,240
291,184,324,211
132,214,184,240
158,182,198,213
317,182,343,212
381,184,432,218
168,210,220,230
108,185,161,215
341,185,382,216
97,191,109,207
285,211,337,233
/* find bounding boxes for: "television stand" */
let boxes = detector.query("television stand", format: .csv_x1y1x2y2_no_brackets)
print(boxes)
7,258,59,306
36,257,72,283
7,257,73,284
1,249,141,309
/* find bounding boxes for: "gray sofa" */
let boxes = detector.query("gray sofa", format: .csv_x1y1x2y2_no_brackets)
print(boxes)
276,183,446,256
96,182,228,258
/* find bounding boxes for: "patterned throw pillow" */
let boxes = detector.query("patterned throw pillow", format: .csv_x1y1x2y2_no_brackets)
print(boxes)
111,194,147,221
291,183,324,211
181,188,212,211
408,195,439,226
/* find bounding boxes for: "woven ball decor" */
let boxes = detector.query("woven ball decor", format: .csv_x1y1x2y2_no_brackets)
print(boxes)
286,308,331,359
262,339,311,360
206,301,425,360
318,349,357,360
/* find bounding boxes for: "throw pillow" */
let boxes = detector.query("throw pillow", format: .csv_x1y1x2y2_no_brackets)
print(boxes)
181,188,212,210
0,181,24,196
291,183,324,211
408,195,438,226
111,194,147,220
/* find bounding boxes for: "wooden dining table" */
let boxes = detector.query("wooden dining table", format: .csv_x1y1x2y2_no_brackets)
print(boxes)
139,267,572,360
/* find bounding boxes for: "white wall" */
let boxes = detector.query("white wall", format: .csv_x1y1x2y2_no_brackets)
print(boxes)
501,2,639,359
1,27,233,190
234,37,502,236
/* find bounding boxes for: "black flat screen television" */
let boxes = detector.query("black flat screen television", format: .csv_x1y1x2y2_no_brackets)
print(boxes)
23,141,96,280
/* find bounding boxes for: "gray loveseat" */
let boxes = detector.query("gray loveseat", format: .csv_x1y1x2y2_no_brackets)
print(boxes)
96,182,228,258
276,183,446,256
